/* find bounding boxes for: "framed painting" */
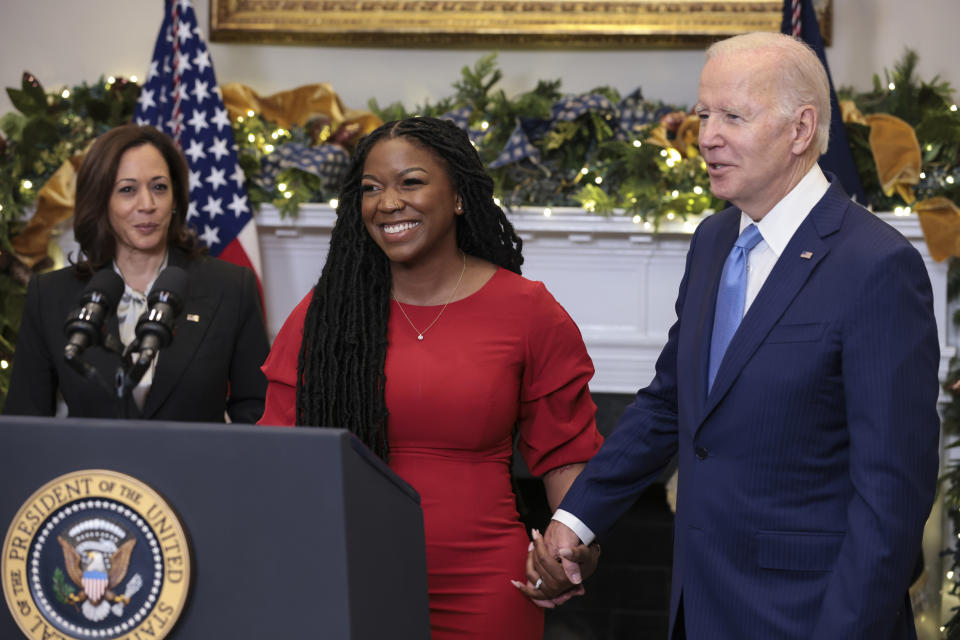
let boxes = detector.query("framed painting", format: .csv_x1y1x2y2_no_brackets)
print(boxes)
209,0,832,48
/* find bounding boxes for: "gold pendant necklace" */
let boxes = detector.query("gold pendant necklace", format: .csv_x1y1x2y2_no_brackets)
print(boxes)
393,252,467,341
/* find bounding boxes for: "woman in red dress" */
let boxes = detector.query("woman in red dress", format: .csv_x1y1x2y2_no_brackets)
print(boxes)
259,117,602,638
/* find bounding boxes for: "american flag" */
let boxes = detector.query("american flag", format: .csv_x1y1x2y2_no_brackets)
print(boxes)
133,0,263,291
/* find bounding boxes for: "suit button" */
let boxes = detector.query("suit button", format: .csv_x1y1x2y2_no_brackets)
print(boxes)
695,447,708,460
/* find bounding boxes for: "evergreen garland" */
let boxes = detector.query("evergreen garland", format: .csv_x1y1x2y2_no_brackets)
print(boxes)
366,54,718,220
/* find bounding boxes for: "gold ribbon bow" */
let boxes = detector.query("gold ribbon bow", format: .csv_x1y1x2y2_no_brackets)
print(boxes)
221,82,381,140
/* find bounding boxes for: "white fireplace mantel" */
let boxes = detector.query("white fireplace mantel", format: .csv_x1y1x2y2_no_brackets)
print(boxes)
257,205,954,394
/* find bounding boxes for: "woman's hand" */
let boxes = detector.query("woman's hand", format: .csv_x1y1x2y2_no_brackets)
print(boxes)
511,525,601,607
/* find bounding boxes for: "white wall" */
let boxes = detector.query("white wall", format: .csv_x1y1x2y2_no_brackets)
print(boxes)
2,0,958,120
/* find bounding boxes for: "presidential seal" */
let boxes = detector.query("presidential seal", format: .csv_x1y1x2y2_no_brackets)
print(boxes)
2,470,190,640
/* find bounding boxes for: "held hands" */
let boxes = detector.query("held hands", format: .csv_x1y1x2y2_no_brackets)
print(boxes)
510,521,600,608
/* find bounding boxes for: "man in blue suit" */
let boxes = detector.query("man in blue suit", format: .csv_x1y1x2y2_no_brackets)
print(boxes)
523,32,940,639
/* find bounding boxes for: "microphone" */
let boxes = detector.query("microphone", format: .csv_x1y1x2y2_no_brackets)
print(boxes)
63,268,125,370
124,266,187,389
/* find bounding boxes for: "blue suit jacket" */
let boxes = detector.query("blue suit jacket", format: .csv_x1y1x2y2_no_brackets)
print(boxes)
560,182,940,639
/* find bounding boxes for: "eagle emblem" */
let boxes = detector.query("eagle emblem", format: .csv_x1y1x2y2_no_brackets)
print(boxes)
3,471,191,640
56,518,143,622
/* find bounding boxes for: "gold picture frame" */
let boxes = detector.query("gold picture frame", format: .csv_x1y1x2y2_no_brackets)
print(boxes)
210,1,832,48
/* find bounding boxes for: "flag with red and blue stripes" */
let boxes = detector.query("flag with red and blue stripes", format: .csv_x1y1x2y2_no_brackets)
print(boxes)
134,0,263,293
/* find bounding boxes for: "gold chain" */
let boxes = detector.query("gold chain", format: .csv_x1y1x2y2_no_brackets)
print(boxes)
392,252,467,341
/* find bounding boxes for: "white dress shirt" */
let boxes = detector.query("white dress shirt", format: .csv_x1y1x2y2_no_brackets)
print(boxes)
553,164,832,545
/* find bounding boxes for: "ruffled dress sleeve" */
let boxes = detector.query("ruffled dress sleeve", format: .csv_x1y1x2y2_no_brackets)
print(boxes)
516,281,603,476
258,290,313,427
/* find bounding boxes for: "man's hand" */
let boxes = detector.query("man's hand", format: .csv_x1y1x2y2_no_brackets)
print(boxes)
511,521,600,607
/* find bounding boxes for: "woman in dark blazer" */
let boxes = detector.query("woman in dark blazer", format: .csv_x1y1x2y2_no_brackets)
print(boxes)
4,125,268,422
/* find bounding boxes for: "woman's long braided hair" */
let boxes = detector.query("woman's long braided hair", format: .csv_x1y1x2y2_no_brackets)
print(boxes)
295,117,524,460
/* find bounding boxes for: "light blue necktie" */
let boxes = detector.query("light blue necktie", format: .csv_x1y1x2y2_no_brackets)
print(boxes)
708,223,763,391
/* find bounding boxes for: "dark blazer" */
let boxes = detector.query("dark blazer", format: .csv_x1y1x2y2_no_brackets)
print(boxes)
560,182,940,639
4,250,269,423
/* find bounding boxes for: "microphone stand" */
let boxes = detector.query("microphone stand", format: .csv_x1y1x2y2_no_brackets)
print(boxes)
61,334,131,418
116,340,157,421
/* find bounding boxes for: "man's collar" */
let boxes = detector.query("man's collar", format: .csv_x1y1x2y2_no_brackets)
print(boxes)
740,164,830,257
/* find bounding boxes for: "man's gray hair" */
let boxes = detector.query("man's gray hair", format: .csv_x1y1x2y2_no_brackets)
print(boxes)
706,32,831,156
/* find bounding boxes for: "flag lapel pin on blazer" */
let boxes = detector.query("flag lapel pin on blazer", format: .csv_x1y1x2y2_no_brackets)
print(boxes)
800,251,813,259
186,314,200,322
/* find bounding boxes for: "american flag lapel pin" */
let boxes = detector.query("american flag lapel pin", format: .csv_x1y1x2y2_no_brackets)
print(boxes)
800,251,813,259
186,314,200,323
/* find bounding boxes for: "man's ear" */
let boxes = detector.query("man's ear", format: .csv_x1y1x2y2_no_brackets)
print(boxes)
791,105,818,156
